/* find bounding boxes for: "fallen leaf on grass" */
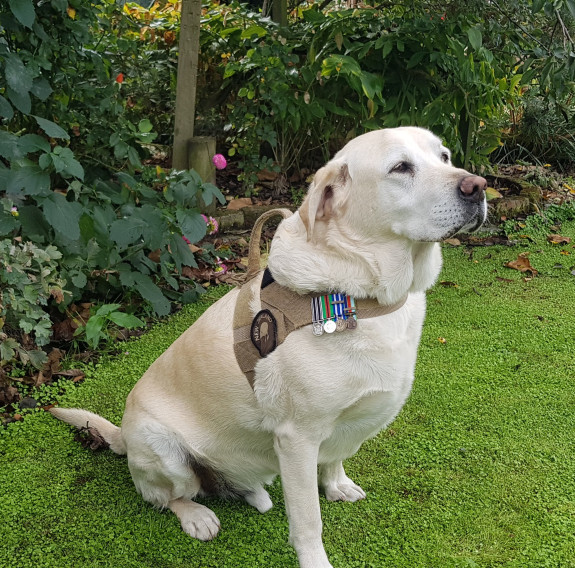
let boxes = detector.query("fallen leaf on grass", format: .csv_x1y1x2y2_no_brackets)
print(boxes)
547,234,572,245
75,426,110,451
443,238,461,246
505,253,538,276
495,276,514,283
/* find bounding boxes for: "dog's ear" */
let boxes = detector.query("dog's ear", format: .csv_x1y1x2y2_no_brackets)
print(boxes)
299,161,350,240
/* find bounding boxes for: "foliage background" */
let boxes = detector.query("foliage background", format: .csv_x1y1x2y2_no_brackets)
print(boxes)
1,0,575,384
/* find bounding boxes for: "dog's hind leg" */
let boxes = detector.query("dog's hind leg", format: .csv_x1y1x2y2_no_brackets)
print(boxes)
124,421,222,540
319,461,366,502
244,486,273,513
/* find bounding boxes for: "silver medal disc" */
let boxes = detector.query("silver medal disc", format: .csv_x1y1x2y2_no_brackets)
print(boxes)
323,319,337,334
336,318,347,332
312,322,324,336
347,317,357,329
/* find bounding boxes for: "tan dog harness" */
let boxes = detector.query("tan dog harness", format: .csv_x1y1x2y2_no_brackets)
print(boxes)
232,209,408,389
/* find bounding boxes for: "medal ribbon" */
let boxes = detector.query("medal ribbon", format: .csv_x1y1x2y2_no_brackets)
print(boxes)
311,293,358,333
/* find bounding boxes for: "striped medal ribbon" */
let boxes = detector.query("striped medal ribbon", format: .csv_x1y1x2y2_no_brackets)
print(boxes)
311,293,358,335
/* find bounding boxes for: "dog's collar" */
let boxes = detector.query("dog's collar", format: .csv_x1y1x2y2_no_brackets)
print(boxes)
233,268,409,388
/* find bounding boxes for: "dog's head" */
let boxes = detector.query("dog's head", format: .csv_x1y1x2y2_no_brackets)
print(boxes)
300,127,487,243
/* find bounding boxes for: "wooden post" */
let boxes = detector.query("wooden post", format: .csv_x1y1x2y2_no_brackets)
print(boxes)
172,0,202,170
189,136,217,214
272,0,288,27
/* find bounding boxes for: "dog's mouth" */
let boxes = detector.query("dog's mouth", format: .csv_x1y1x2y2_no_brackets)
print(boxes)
438,200,487,240
457,201,487,234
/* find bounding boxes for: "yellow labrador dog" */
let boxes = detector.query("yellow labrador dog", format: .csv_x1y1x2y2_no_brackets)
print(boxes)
51,127,487,568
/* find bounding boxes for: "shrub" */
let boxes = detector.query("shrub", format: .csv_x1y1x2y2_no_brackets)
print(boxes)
0,0,225,375
0,239,65,369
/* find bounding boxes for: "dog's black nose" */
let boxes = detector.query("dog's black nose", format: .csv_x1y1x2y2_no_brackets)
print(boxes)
458,175,487,203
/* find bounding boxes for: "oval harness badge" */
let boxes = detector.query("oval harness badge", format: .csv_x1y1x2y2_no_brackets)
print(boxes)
250,309,278,357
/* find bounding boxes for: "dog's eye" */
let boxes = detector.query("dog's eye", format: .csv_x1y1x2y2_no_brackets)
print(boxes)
441,152,450,163
390,162,414,174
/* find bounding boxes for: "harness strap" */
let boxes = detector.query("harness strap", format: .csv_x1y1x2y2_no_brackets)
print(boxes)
233,271,408,389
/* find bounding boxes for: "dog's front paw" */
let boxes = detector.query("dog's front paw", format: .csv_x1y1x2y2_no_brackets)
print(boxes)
174,501,221,541
324,481,366,502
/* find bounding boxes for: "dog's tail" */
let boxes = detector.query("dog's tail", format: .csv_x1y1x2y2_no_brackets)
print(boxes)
49,407,127,455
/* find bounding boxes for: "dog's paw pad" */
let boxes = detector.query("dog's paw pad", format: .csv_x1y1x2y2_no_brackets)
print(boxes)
325,482,366,502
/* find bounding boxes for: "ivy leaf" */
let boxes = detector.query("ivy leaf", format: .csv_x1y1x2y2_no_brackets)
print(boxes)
9,0,36,28
42,193,82,240
33,116,70,140
0,337,19,362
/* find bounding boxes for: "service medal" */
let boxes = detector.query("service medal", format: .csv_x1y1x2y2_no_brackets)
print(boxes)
336,317,347,332
323,319,337,333
312,322,324,336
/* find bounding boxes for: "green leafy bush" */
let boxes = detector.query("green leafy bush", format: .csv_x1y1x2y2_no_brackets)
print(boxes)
0,1,225,375
0,239,66,369
199,0,575,186
77,303,144,350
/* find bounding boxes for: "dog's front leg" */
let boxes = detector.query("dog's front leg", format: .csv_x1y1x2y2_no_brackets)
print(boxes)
274,423,333,568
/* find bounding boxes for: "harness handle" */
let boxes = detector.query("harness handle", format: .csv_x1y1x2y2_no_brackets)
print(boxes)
246,208,293,281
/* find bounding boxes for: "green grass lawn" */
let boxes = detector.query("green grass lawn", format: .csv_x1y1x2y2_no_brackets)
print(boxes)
1,221,575,568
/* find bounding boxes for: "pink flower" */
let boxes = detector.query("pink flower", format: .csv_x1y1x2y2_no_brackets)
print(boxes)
212,154,227,170
201,214,219,235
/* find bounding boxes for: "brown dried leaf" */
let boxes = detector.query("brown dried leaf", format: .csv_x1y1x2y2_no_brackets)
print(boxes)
75,426,110,451
547,234,572,245
443,238,461,247
505,253,538,275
